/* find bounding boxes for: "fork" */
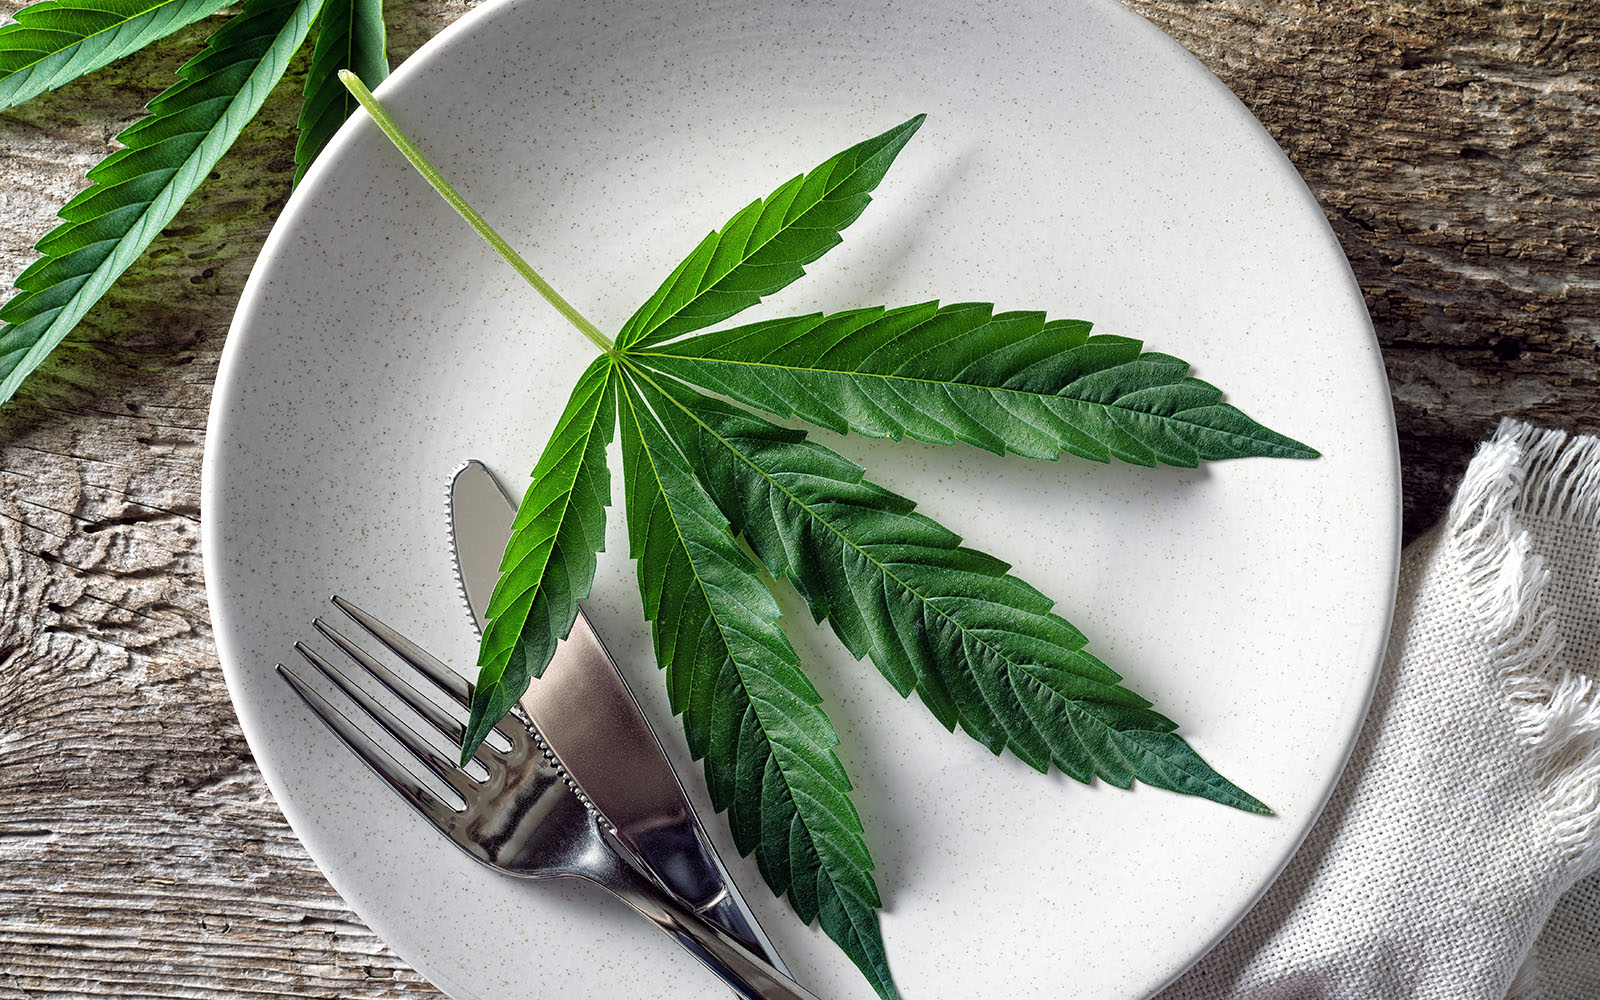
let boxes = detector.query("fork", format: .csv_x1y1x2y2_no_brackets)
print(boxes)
277,595,823,1000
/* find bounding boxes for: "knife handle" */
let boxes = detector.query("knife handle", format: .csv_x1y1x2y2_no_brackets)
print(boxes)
593,832,823,1000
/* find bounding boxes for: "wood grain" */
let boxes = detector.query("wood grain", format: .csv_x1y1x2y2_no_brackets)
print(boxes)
0,1,1595,995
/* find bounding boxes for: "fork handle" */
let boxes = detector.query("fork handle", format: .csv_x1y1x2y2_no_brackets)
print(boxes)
595,850,825,1000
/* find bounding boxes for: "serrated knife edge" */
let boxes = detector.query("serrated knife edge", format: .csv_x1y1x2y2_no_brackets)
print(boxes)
448,459,513,636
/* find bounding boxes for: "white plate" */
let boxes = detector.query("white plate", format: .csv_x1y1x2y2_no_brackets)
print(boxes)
202,1,1399,997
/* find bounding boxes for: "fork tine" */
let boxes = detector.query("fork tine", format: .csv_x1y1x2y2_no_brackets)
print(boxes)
331,595,470,705
311,617,470,752
277,663,463,828
293,641,478,795
329,595,521,749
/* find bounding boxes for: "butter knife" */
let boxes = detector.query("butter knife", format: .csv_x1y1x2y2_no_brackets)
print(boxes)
448,460,788,974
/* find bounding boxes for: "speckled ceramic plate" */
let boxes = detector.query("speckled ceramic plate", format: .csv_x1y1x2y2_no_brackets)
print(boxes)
202,0,1399,996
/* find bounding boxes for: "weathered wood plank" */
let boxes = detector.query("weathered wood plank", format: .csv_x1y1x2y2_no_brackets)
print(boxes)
1,1,1595,995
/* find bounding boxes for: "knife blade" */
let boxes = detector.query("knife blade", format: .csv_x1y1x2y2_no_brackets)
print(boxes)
448,460,789,974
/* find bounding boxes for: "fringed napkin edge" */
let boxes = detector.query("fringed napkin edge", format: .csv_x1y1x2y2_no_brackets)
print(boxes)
1447,417,1600,867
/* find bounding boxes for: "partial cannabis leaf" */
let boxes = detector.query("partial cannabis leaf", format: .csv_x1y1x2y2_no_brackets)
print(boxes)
635,370,1269,813
617,371,896,1000
612,114,924,352
294,0,387,184
0,0,229,110
633,301,1317,466
464,356,616,760
0,0,325,406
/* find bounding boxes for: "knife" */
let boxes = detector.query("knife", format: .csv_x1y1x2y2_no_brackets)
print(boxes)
448,460,789,975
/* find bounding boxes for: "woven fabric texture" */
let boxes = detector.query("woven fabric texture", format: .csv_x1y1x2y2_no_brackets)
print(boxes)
1523,871,1600,998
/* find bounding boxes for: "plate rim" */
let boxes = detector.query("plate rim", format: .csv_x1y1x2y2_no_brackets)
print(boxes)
201,0,1403,995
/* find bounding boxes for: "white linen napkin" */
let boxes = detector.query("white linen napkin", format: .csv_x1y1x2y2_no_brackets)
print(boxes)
1159,418,1600,1000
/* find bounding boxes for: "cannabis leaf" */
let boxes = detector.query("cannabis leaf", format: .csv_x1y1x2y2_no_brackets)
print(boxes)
0,0,229,110
464,355,616,760
342,74,1311,999
634,370,1270,813
635,301,1318,465
295,0,387,183
458,112,929,760
618,373,895,999
612,114,925,352
0,0,324,405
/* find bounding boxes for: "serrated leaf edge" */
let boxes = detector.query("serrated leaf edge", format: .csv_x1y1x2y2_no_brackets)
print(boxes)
0,0,231,111
616,368,899,998
0,0,325,405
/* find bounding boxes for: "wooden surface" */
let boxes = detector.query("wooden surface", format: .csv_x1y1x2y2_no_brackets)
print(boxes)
0,1,1595,995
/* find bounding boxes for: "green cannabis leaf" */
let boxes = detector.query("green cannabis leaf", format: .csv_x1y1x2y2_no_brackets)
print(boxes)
342,74,1313,999
618,373,894,998
295,0,387,183
0,0,323,404
634,301,1319,465
613,115,925,351
0,0,388,407
465,355,616,760
0,0,229,110
634,371,1269,813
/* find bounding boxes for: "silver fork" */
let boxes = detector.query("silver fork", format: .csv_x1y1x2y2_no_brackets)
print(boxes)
277,595,823,1000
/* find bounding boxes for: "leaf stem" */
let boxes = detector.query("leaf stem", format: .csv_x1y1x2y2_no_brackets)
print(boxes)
337,70,615,355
